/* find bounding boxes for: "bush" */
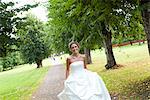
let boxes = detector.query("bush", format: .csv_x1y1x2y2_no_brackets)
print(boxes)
0,58,2,72
0,66,3,72
2,52,24,71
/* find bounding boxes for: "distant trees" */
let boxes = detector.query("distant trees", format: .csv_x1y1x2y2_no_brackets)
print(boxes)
0,1,37,70
0,1,50,69
18,15,49,68
0,1,37,57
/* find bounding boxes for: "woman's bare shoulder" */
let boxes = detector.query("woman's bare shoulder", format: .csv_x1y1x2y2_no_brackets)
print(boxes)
66,56,72,60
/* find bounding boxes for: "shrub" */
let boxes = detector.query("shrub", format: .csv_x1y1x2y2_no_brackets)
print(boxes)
0,66,3,72
2,52,24,71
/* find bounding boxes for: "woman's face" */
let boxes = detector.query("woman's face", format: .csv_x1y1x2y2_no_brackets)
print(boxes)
70,43,79,54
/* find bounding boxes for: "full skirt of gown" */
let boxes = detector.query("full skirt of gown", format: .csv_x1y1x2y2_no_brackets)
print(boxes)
57,61,111,100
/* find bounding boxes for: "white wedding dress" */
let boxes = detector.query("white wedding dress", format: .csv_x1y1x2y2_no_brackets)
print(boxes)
57,61,111,100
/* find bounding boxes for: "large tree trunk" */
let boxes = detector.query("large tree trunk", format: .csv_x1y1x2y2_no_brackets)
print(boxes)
36,60,43,68
141,0,150,55
102,29,116,69
84,48,92,64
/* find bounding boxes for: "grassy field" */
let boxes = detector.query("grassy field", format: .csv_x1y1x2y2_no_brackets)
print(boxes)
0,58,51,100
88,43,150,99
0,43,149,99
60,43,150,99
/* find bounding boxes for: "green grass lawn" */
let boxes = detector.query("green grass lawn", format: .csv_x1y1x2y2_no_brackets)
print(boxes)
0,43,149,99
88,43,150,98
59,44,150,98
0,58,51,100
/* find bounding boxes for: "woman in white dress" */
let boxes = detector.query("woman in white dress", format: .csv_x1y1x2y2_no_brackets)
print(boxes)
57,41,111,100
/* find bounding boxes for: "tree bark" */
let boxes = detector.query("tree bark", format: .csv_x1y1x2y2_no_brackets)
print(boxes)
129,41,133,46
103,29,116,69
141,0,150,55
36,60,43,68
84,48,92,64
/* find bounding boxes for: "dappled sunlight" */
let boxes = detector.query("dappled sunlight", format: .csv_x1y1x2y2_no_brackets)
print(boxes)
87,44,150,98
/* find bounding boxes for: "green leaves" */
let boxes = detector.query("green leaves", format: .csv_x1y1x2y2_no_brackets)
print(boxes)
0,1,37,57
18,15,49,65
47,0,146,53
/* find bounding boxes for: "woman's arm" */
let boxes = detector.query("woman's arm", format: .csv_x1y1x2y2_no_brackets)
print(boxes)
83,54,87,69
66,58,70,79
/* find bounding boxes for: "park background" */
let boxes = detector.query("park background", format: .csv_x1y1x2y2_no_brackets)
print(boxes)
0,0,150,99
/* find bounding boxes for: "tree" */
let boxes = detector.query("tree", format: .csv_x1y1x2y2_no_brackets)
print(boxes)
0,1,37,57
48,0,103,64
112,18,146,46
48,0,143,69
18,15,49,68
125,0,150,54
140,0,150,55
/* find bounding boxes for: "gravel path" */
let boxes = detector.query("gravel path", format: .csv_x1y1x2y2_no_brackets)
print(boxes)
31,58,65,100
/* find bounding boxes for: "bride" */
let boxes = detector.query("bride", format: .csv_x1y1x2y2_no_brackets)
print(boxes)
57,41,111,100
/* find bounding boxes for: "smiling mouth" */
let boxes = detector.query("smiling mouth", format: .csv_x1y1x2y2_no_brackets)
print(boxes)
73,49,78,52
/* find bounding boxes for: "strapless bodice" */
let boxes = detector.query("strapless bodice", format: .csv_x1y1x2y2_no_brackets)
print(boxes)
70,61,85,73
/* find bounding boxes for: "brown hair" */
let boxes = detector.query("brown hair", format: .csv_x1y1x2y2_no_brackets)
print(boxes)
68,41,80,49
